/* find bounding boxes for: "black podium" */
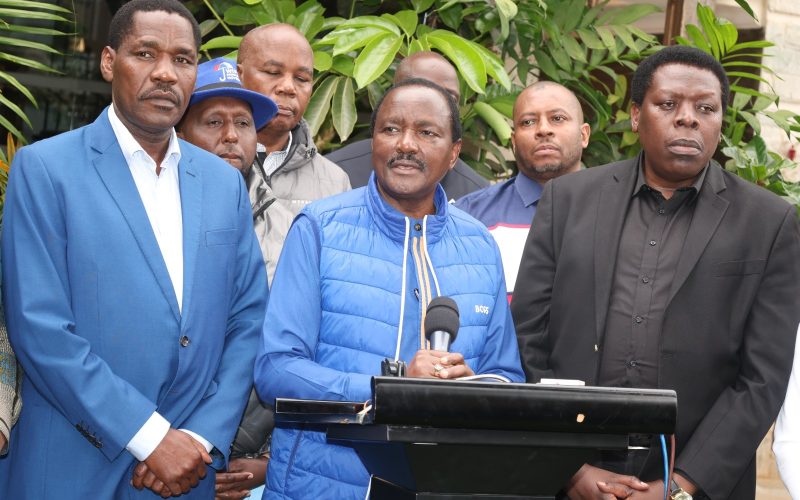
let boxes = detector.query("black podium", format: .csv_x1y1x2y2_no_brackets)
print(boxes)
275,377,677,499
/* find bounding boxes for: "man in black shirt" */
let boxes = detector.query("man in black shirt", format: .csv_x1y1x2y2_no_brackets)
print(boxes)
511,45,800,500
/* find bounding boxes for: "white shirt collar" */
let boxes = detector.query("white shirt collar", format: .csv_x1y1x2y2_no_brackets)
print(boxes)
107,104,182,171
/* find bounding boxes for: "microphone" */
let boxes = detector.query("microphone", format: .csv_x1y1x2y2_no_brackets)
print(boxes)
425,297,460,352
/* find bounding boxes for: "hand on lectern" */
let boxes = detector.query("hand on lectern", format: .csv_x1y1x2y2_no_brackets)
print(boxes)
566,464,649,499
407,350,475,379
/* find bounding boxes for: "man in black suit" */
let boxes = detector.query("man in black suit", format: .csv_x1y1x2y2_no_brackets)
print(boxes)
325,51,489,200
511,45,800,500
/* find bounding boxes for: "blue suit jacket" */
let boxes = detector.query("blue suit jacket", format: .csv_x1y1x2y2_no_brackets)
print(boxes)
0,109,267,498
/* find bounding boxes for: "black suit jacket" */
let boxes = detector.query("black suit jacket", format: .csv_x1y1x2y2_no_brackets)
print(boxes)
325,138,489,200
511,157,800,499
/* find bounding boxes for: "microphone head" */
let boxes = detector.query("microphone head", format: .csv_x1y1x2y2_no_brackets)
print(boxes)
424,296,460,343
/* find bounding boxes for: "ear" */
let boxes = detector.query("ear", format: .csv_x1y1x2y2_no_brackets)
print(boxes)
448,139,462,171
510,129,517,154
100,46,115,84
580,123,590,148
630,104,640,133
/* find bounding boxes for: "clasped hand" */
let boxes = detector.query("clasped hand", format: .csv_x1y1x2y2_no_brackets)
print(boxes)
131,429,212,498
407,349,475,379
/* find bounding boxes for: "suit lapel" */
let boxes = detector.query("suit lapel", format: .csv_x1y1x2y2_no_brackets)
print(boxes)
178,150,201,331
667,163,728,304
90,110,181,322
593,159,638,345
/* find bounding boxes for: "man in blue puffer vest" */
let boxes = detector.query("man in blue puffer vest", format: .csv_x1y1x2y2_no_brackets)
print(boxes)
254,78,525,499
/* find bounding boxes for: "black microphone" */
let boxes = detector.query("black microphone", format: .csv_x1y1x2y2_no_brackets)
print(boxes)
425,297,460,352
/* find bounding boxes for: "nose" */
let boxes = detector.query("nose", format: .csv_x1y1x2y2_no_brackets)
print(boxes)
535,119,553,137
150,54,178,84
221,121,239,143
396,128,419,154
274,73,297,97
675,102,699,129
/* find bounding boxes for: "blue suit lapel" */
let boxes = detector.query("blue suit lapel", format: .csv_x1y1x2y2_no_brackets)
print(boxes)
90,109,181,322
178,148,201,331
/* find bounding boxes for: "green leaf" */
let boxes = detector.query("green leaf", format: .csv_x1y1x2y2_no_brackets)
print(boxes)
331,55,354,77
437,4,463,30
0,0,71,13
732,92,751,109
474,101,511,145
696,5,721,59
199,19,219,38
426,30,486,93
242,0,260,4
0,53,58,73
0,24,68,36
0,70,35,105
718,19,738,52
313,50,332,72
727,40,773,52
0,92,32,128
764,109,799,135
577,29,605,51
685,24,711,54
495,0,518,42
466,40,511,90
331,76,357,141
223,6,258,26
411,0,435,13
739,110,761,134
0,35,58,54
726,71,769,85
549,46,572,72
408,39,425,54
532,49,558,80
595,26,617,55
200,35,241,51
598,4,661,25
562,36,587,63
384,10,417,38
733,0,758,21
329,28,386,56
304,75,339,136
353,32,402,89
0,114,23,145
338,16,401,35
0,7,70,22
610,25,638,53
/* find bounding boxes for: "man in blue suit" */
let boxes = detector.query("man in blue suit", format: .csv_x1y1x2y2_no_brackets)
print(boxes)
0,0,267,498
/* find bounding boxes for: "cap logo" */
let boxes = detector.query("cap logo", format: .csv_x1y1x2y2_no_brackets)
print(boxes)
214,61,240,84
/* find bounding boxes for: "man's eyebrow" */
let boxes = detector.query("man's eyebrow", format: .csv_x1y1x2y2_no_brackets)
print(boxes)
262,60,313,75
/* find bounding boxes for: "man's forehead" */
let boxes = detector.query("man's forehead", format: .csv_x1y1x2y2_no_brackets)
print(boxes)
191,96,253,116
124,11,196,49
648,64,722,97
379,87,450,119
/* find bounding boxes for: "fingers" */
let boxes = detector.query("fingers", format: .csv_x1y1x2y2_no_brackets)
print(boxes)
613,475,649,491
132,462,148,489
216,489,252,500
597,480,634,498
216,472,255,486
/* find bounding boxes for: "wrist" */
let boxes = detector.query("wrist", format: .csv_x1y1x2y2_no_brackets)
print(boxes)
673,473,698,495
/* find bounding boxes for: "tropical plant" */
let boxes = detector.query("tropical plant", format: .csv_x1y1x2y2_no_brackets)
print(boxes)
194,0,664,178
675,3,800,208
0,132,18,226
0,0,73,163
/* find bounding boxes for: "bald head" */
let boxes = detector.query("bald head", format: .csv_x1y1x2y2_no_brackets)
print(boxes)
511,81,590,183
237,23,314,150
395,51,460,102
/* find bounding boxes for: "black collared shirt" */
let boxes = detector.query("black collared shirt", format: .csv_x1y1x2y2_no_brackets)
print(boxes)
597,157,708,388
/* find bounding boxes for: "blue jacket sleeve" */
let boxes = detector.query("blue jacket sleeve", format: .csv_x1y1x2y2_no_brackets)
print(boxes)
179,173,267,465
1,147,156,461
254,214,373,406
474,239,525,383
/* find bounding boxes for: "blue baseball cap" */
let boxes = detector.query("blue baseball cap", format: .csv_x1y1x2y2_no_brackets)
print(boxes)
189,57,278,130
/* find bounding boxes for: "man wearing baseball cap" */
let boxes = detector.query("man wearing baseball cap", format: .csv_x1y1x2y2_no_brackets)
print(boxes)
178,57,277,175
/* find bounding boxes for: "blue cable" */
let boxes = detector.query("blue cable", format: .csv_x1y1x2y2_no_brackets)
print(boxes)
660,434,669,500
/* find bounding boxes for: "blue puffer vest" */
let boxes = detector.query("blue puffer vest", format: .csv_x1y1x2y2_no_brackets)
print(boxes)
258,174,524,499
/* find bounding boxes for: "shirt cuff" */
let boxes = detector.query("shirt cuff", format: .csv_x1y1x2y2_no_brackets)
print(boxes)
125,411,170,461
179,428,213,453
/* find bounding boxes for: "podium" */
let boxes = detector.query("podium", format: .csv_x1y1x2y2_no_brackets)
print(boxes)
275,377,677,499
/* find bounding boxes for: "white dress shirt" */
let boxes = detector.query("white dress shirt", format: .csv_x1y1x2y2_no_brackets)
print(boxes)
108,105,212,461
773,323,800,498
257,130,292,177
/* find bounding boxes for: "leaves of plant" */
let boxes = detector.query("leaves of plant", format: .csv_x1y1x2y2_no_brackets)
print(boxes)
200,35,242,51
305,75,339,136
427,30,487,93
353,32,402,89
384,10,417,39
332,76,357,141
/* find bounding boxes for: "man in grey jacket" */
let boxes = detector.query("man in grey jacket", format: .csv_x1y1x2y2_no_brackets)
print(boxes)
0,302,21,455
238,23,350,283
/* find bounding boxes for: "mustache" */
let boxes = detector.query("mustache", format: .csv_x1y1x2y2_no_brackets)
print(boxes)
139,85,180,105
388,152,426,170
